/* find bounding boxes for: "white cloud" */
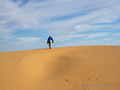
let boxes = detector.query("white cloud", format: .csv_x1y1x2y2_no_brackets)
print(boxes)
0,0,120,36
109,40,120,44
79,40,97,44
54,32,111,42
15,37,40,42
84,33,110,39
0,35,14,41
55,34,87,41
74,24,109,33
113,33,120,36
103,38,113,41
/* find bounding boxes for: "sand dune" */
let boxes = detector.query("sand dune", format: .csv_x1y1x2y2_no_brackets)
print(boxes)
0,46,120,90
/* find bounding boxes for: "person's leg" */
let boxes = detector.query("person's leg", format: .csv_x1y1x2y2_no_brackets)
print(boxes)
49,40,52,49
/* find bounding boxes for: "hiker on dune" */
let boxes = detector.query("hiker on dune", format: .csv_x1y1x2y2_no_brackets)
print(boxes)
47,35,54,49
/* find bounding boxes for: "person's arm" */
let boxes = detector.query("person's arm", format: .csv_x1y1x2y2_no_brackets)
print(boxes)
52,37,54,43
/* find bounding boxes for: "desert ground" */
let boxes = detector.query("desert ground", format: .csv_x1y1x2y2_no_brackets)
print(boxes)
0,45,120,90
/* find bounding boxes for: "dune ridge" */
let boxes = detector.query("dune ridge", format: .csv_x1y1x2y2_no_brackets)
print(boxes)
0,46,120,90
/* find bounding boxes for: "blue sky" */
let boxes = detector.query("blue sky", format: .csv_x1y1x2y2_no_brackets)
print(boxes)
0,0,120,52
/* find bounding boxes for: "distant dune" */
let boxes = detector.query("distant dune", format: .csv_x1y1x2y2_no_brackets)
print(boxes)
0,46,120,90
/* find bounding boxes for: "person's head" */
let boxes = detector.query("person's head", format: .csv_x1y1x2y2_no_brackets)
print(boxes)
49,35,52,37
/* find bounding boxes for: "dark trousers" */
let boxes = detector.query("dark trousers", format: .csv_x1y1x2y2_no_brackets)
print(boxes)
48,40,52,49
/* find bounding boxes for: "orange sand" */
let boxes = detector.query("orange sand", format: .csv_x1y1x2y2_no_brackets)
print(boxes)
0,46,120,90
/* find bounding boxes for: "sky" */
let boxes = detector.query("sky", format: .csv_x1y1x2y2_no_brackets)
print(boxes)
0,0,120,52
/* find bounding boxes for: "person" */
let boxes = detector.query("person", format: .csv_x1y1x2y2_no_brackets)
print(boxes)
47,35,54,49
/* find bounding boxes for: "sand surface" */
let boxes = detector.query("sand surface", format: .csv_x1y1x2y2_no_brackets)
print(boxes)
0,46,120,90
